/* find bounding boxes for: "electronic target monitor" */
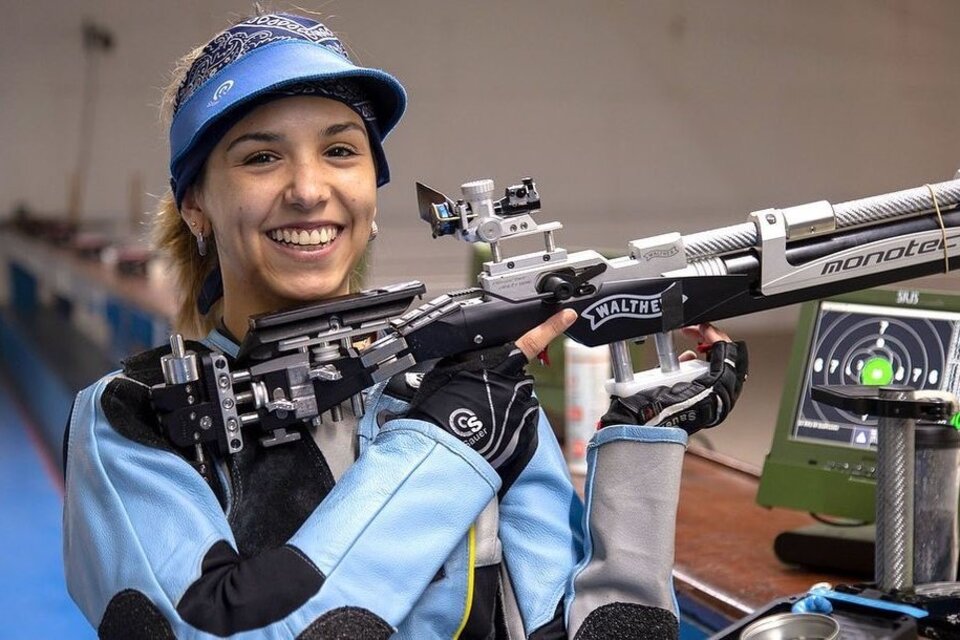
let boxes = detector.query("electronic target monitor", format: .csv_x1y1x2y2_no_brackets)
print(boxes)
757,288,960,522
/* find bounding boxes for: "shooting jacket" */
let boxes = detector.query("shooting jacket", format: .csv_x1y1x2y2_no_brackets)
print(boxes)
64,329,687,639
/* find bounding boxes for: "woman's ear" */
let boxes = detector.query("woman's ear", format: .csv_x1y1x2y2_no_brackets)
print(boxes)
180,185,206,234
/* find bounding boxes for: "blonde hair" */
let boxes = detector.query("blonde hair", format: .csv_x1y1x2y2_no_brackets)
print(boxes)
153,43,218,338
151,23,371,338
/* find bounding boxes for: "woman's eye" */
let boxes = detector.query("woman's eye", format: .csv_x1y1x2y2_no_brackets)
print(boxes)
327,145,358,158
244,152,278,165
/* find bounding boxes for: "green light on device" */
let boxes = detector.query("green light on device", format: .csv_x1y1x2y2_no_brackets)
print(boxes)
861,357,894,386
951,413,960,430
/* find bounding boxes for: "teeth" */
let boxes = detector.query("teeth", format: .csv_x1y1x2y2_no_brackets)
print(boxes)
270,226,339,246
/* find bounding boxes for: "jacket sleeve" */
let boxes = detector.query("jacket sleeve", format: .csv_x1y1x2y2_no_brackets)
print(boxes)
64,374,500,639
565,425,687,640
497,409,585,638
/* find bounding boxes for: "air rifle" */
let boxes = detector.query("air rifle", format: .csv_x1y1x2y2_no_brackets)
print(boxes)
151,175,960,461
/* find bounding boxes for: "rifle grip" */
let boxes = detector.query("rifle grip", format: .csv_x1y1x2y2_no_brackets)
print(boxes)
604,359,710,397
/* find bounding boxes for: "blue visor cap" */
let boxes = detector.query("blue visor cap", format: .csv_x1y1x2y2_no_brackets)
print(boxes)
169,38,406,208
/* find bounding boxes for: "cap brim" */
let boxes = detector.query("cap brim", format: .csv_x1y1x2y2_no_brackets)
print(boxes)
170,40,406,175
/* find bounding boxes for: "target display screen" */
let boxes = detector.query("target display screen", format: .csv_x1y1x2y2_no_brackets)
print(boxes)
794,301,960,449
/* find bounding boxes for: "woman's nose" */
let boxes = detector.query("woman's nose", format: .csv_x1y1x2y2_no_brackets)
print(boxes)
284,159,331,211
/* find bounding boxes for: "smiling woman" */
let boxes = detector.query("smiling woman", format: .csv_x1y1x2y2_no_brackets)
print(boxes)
180,96,379,339
61,9,745,640
152,17,403,340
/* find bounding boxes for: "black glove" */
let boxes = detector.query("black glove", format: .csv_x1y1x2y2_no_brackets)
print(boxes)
600,341,748,434
406,343,539,496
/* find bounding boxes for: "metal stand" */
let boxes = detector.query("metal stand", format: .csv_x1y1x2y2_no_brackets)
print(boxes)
875,387,916,591
811,385,955,592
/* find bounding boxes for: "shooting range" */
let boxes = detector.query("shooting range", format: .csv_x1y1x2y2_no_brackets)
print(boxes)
3,1,960,637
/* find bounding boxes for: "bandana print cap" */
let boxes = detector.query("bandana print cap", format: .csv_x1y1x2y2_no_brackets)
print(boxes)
169,13,405,209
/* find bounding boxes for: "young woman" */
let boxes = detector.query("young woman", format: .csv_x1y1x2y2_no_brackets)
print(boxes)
63,12,747,639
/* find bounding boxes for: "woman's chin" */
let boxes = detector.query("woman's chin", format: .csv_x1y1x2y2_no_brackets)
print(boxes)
275,280,351,307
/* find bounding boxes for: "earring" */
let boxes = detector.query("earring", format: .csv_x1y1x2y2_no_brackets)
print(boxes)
369,220,379,241
196,232,207,257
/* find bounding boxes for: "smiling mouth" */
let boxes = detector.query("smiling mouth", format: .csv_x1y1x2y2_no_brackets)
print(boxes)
267,225,341,250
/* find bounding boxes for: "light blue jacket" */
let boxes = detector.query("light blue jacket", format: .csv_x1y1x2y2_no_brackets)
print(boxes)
63,329,687,639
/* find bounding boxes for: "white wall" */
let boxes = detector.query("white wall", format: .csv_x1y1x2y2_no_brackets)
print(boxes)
4,1,960,240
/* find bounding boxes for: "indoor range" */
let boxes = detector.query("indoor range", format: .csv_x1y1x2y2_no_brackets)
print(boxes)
6,2,960,639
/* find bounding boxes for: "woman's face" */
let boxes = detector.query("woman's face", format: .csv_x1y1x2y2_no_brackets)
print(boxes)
184,95,377,322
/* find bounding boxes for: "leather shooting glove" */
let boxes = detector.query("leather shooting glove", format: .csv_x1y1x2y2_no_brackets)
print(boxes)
406,343,539,496
599,340,748,435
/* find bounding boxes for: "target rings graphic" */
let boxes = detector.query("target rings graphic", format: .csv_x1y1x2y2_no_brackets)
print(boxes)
804,309,949,429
